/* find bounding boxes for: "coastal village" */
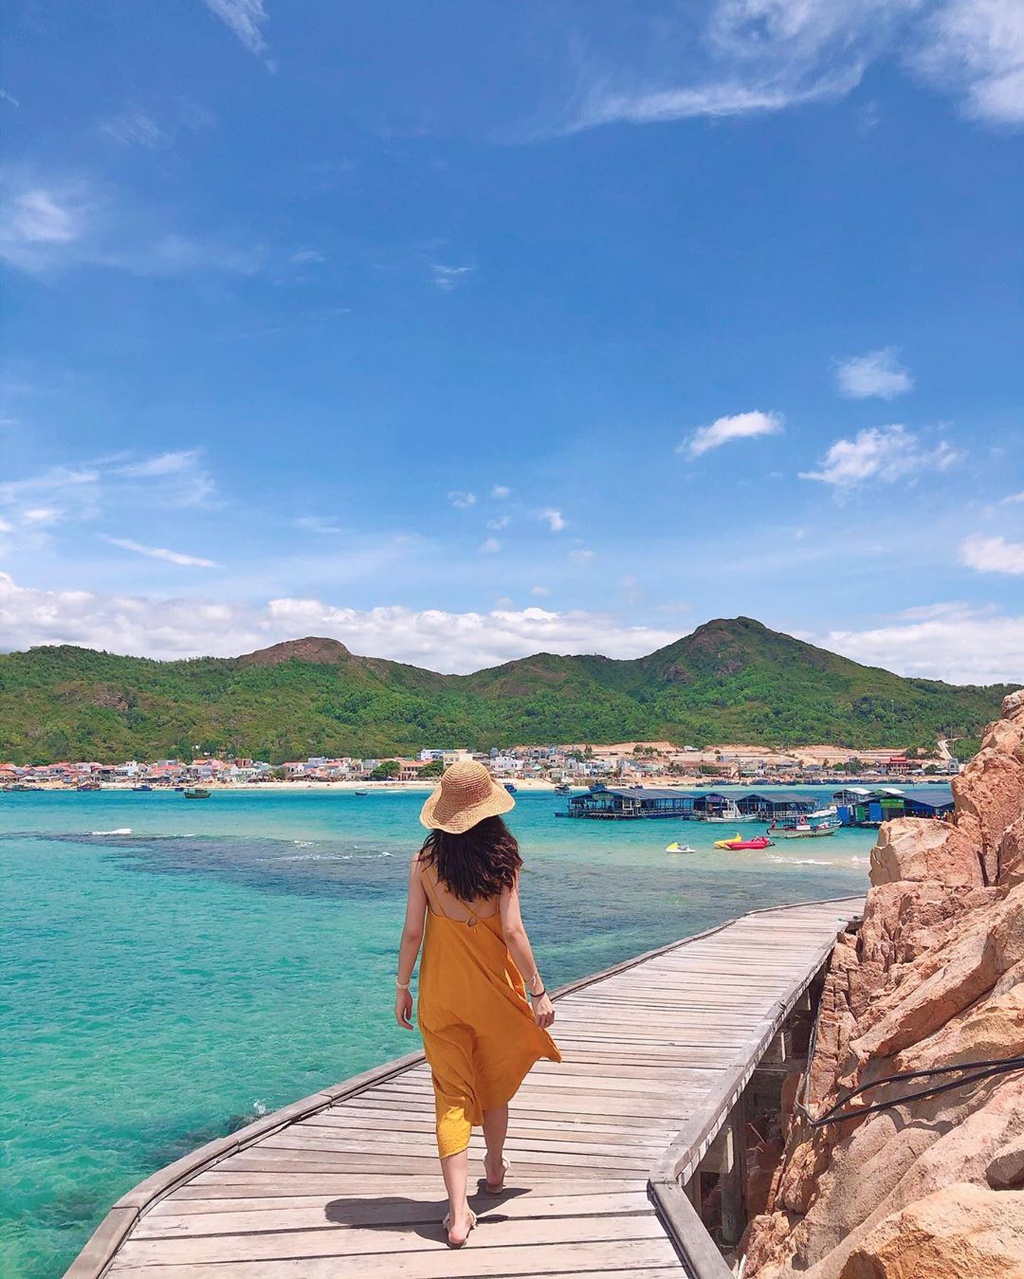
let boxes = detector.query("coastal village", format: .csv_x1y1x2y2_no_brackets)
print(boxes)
0,739,962,791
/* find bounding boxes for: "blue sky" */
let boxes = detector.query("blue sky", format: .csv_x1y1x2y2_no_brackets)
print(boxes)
1,0,1022,681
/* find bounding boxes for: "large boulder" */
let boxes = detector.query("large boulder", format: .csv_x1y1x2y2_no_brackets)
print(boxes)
839,1183,1024,1279
953,750,1024,886
869,818,983,888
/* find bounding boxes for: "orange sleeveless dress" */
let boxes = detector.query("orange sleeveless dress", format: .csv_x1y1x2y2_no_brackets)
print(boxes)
418,867,561,1158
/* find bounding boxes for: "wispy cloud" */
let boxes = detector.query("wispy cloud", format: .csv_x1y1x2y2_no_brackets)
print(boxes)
800,425,959,488
479,537,502,554
682,410,783,457
540,508,567,532
100,109,168,149
201,0,270,58
913,0,1024,125
100,536,219,568
448,491,477,509
564,0,918,133
295,516,343,535
430,263,474,291
487,515,511,531
0,169,264,278
569,548,596,564
836,347,914,399
531,585,551,596
960,534,1024,574
491,484,511,499
559,1,1024,136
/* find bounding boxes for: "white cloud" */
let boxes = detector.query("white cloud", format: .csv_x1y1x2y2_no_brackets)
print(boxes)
817,605,1024,684
682,410,783,457
800,425,959,488
570,548,596,564
448,491,477,509
2,573,1018,683
0,452,217,539
479,537,502,554
531,586,551,596
566,0,920,132
294,516,343,535
960,534,1024,574
430,263,474,291
540,508,567,532
201,0,270,57
1000,491,1024,505
0,171,263,278
836,347,914,399
22,507,61,525
0,179,88,272
101,109,167,149
914,0,1024,125
0,573,683,671
100,536,219,568
491,485,511,499
487,516,511,531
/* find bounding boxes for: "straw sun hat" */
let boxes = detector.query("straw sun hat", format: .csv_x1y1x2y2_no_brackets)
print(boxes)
419,760,515,834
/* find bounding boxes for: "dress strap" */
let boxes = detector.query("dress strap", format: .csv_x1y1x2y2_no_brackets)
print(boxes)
422,863,485,926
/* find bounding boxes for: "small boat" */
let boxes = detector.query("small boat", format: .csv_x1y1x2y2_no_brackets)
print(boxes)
77,781,101,791
354,789,369,796
503,783,518,793
770,809,840,839
714,833,775,850
132,785,153,792
183,787,211,800
665,842,697,854
554,783,572,794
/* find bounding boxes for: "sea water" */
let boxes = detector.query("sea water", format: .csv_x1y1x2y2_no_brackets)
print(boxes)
1,788,873,1278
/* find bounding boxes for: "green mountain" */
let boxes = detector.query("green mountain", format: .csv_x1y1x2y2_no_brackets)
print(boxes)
0,618,1014,764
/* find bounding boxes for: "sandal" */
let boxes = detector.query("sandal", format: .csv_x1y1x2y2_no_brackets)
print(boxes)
442,1209,477,1249
484,1157,509,1194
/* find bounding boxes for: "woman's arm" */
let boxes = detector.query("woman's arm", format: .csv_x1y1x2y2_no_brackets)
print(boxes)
395,854,428,1029
499,877,555,1030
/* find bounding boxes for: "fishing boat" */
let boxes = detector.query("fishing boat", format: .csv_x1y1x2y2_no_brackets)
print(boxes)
553,783,572,794
354,789,369,796
770,808,839,839
503,783,518,793
665,842,697,854
713,833,775,851
183,787,211,800
131,785,153,792
705,802,759,824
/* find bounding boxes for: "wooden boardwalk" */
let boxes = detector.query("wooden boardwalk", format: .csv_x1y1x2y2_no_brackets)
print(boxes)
68,897,863,1279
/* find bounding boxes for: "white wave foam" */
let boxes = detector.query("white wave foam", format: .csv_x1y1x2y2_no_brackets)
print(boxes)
90,828,132,836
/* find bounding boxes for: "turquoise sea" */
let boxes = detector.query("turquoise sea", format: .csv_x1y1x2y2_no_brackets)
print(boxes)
1,787,873,1278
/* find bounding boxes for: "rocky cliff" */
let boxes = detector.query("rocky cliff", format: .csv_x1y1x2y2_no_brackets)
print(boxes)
744,690,1024,1279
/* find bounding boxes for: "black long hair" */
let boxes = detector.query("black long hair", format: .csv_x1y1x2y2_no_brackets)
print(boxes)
419,816,522,901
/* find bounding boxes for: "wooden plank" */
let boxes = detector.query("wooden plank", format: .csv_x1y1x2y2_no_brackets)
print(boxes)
136,1191,653,1236
112,1212,669,1264
107,1236,683,1278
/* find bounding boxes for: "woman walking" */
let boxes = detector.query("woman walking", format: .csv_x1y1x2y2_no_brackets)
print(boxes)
394,761,561,1248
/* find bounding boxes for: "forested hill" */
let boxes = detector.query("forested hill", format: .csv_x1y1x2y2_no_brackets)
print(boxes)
0,618,1015,764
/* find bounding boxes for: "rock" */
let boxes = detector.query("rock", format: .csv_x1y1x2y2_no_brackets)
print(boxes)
869,818,982,888
839,1183,1024,1279
953,749,1024,886
999,811,1024,889
743,696,1024,1279
851,884,1024,1061
988,1135,1024,1190
1003,689,1024,723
